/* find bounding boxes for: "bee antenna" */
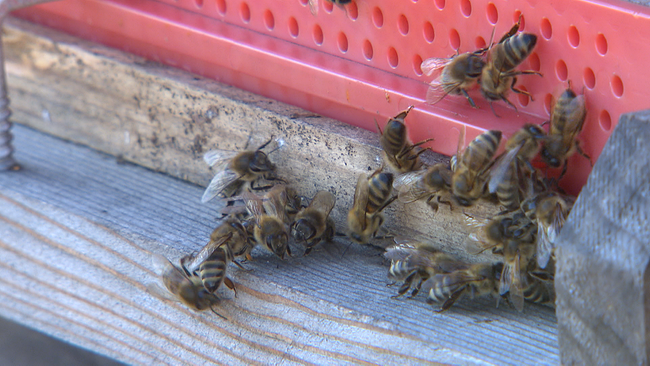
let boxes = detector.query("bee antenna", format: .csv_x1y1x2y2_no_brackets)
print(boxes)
340,241,354,259
210,305,228,320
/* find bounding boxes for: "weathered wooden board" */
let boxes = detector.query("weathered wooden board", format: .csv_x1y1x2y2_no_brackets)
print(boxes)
0,121,558,366
0,18,559,365
1,17,503,260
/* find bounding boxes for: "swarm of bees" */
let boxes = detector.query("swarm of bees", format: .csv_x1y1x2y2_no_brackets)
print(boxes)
150,14,592,318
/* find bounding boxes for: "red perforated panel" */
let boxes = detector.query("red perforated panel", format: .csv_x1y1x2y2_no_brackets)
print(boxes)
13,0,650,194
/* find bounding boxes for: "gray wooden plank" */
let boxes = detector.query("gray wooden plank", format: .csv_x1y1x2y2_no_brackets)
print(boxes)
0,123,559,365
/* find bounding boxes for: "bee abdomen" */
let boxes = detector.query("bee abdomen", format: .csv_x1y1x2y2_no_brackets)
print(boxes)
199,251,228,293
381,120,407,155
500,33,537,71
367,173,394,213
463,130,502,171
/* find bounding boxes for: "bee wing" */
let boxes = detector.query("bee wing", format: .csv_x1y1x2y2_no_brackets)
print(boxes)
456,125,467,162
488,142,523,194
151,254,191,295
308,0,318,16
420,57,452,76
394,171,430,203
509,252,525,312
146,282,180,304
425,79,461,105
536,222,553,269
203,149,240,167
383,241,418,261
183,232,234,274
499,261,511,295
421,272,475,295
463,212,489,231
201,169,240,203
308,191,336,216
243,191,265,224
352,173,370,228
263,186,288,222
565,95,587,140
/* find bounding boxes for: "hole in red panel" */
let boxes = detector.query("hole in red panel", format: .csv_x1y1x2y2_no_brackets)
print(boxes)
324,1,333,13
475,36,486,49
195,0,203,8
372,7,384,28
288,17,299,38
264,10,275,31
528,52,540,72
599,110,612,131
388,47,399,68
544,93,553,116
486,3,498,25
567,25,580,48
540,18,552,39
398,14,409,35
313,24,324,45
338,32,348,53
413,54,423,76
216,0,226,15
347,1,358,20
517,85,530,107
596,33,608,55
363,40,374,60
460,0,471,17
240,3,250,23
555,60,568,81
583,68,595,89
299,0,308,5
514,10,525,30
423,22,435,43
611,75,624,97
434,0,445,10
449,28,461,50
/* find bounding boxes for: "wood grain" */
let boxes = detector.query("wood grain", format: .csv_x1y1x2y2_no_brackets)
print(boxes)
0,124,559,365
0,18,559,365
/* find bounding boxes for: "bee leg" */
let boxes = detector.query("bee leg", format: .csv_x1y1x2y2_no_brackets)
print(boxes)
256,136,275,151
575,141,594,167
408,277,424,298
488,102,501,118
224,277,237,297
210,306,229,321
232,260,252,272
558,162,569,181
374,118,383,135
426,196,440,212
460,89,478,109
437,196,453,211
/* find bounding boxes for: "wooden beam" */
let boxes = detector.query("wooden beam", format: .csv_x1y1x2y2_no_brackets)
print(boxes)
0,18,559,364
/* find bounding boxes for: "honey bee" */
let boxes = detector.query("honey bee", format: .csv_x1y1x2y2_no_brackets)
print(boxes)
393,163,453,212
499,237,537,312
243,185,291,259
291,190,337,255
487,124,546,211
421,262,503,312
347,169,396,244
148,254,226,319
451,129,502,207
421,51,486,108
464,212,515,254
523,191,574,269
479,18,542,115
308,0,351,16
385,240,466,298
201,137,279,204
375,106,434,173
540,84,592,179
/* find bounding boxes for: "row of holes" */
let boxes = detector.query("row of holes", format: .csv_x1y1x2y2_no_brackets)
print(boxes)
193,0,618,130
208,0,610,57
